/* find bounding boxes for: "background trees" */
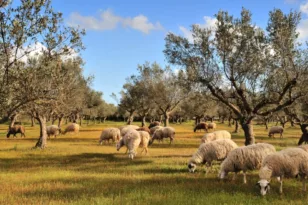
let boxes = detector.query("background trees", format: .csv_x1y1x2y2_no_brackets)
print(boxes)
164,8,308,145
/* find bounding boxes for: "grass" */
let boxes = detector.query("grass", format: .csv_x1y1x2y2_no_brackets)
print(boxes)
0,121,306,205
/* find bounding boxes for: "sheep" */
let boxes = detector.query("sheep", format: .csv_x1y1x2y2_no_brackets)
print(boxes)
116,129,141,159
218,143,276,184
99,128,121,144
138,131,151,154
268,126,284,138
149,126,175,145
148,121,161,129
257,148,308,195
136,127,150,134
299,144,308,152
7,125,26,138
207,122,217,131
63,123,80,135
149,126,164,135
46,125,61,139
201,130,231,144
193,122,208,132
188,139,238,173
119,125,140,137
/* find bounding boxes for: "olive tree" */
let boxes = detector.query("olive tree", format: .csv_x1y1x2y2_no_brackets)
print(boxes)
164,8,308,145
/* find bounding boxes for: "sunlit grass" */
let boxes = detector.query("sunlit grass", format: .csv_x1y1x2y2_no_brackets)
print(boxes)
0,121,306,204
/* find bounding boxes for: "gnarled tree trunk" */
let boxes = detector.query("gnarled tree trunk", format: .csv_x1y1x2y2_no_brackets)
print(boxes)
141,116,146,127
163,112,170,127
35,115,48,149
241,122,255,145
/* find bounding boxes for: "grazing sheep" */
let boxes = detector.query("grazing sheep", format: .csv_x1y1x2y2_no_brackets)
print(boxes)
46,125,61,139
257,148,308,195
268,126,284,138
119,125,140,136
136,127,150,134
149,126,164,135
218,143,276,184
99,128,121,144
188,139,238,173
194,122,208,132
201,130,231,144
149,126,175,145
63,123,80,135
7,125,26,138
299,144,308,152
207,122,217,131
148,121,161,129
138,131,151,154
116,129,141,159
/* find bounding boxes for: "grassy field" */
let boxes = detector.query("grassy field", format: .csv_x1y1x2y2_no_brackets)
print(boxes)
0,121,306,205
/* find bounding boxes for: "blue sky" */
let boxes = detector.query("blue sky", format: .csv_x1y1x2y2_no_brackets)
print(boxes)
51,0,308,104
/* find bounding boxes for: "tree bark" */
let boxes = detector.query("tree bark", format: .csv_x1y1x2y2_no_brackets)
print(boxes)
127,114,134,125
141,116,146,127
164,112,170,127
233,119,239,133
9,113,18,127
35,115,48,149
241,122,255,145
103,117,107,123
31,116,35,127
58,116,63,128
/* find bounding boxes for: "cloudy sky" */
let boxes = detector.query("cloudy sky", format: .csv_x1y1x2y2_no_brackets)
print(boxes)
51,0,308,104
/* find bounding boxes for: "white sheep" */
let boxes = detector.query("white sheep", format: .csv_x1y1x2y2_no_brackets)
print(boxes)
257,147,308,195
63,123,80,135
218,143,276,184
268,126,284,138
201,130,231,144
138,131,151,154
119,125,140,137
99,128,121,145
116,129,141,159
46,125,61,138
207,122,217,131
149,126,175,145
188,139,238,173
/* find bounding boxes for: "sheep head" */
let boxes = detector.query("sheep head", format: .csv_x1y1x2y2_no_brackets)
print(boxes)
257,179,270,196
188,163,197,173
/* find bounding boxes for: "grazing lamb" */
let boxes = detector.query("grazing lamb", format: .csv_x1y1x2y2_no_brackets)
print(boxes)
201,130,231,144
149,126,175,145
257,148,308,195
218,143,276,184
46,125,61,139
119,125,140,137
149,126,164,135
7,125,26,138
207,122,217,131
194,122,208,132
188,139,238,173
63,123,80,135
116,129,141,159
148,121,161,129
138,131,151,154
99,128,121,144
136,127,151,134
268,126,284,138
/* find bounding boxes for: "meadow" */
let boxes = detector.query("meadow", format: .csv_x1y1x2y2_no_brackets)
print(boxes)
0,121,307,205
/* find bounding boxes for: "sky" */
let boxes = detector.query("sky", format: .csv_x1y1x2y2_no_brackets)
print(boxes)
50,0,308,104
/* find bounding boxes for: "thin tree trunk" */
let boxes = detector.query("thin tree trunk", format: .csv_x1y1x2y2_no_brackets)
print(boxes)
241,122,255,145
103,117,107,123
9,113,18,127
265,120,268,130
127,114,134,125
31,116,35,127
52,117,56,125
35,115,48,149
164,112,169,127
141,116,146,127
233,120,239,133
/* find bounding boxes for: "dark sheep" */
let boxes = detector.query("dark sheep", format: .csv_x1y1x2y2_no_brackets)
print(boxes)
194,122,208,132
148,121,161,129
7,125,26,138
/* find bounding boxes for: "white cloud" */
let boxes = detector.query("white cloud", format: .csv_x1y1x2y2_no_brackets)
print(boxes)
297,18,308,40
179,16,217,42
300,1,308,15
67,9,163,34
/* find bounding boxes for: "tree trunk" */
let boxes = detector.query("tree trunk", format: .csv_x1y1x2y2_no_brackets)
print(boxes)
51,117,56,125
164,112,169,127
241,122,255,145
141,116,146,127
103,117,107,123
58,116,63,128
127,114,134,125
233,120,239,133
265,120,268,130
228,117,232,127
35,115,48,149
79,117,82,126
9,113,18,127
31,116,35,127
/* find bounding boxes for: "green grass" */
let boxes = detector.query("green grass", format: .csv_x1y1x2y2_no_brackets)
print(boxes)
0,121,306,205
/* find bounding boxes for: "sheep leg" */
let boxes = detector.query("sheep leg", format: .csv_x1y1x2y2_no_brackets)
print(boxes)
277,176,283,194
232,173,237,181
243,172,247,184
